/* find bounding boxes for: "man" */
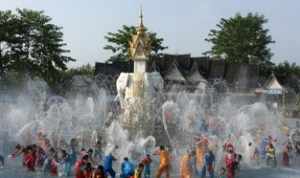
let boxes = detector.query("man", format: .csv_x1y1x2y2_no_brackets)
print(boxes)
195,135,208,178
204,150,215,178
179,150,193,178
154,145,170,178
103,152,116,178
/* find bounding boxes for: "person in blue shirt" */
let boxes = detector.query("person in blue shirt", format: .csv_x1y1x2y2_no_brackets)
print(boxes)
203,150,215,178
103,153,117,178
259,137,269,160
64,148,77,176
120,157,135,178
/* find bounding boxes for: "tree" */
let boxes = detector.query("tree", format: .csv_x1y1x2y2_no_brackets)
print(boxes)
62,64,95,79
274,61,300,81
0,10,20,77
0,9,74,87
205,13,274,65
104,25,167,62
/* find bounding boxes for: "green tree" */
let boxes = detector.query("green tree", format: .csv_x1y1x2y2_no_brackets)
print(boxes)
274,61,300,82
62,64,95,79
0,10,20,76
104,25,167,62
0,9,74,87
205,13,274,65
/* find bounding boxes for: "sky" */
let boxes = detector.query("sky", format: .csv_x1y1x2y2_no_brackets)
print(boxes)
1,0,299,67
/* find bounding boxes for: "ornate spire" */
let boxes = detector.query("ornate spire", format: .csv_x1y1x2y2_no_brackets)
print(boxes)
129,7,151,60
139,5,144,28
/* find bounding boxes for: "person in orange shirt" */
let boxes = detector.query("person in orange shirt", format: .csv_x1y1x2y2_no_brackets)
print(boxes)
195,136,208,178
180,150,193,178
154,145,170,178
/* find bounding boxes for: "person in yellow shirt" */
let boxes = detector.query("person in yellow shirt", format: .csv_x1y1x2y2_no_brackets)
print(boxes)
154,145,170,178
266,143,277,167
180,151,193,178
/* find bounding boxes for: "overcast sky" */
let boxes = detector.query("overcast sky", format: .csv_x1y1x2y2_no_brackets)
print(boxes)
1,0,299,67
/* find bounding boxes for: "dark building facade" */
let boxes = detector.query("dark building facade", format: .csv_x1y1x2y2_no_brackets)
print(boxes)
95,54,260,94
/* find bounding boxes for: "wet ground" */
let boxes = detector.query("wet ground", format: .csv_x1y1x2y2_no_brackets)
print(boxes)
1,158,300,178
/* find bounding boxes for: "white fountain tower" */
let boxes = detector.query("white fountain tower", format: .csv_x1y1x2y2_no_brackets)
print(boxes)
116,9,164,137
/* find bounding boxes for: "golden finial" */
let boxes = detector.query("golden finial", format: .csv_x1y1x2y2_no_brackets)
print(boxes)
128,7,151,60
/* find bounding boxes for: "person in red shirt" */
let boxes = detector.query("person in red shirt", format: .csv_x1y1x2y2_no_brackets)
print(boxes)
224,145,236,178
50,158,58,176
75,154,89,178
24,146,35,172
84,162,94,178
141,154,152,178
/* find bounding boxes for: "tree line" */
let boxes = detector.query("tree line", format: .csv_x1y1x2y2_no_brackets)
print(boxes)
1,9,300,92
0,9,75,88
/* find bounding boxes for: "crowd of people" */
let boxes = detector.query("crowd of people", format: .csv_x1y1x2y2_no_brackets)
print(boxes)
0,129,300,178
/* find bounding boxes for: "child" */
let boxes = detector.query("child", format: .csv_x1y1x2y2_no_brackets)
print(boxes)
84,162,94,178
141,154,152,178
134,163,144,178
219,167,226,178
24,146,35,172
93,165,107,178
75,154,89,178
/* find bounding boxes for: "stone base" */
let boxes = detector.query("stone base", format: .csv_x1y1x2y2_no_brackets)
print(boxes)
116,72,164,138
